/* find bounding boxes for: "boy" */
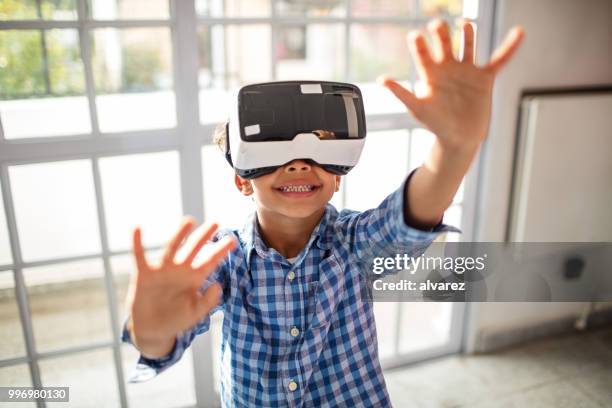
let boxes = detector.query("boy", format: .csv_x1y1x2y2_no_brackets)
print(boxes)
123,19,524,407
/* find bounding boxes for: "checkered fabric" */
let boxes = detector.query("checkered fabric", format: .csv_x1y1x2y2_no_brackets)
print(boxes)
122,168,460,407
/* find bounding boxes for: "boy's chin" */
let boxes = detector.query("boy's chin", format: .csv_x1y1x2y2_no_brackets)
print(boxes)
276,202,328,219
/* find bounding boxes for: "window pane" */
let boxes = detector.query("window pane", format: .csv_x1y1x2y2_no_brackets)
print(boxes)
23,259,112,353
275,24,345,81
39,348,120,408
345,130,410,211
201,145,253,229
0,365,35,408
99,152,183,252
398,303,452,353
0,0,77,20
409,127,435,171
9,160,101,262
0,186,12,265
122,345,197,408
0,29,90,138
0,272,27,360
277,0,346,17
421,0,463,17
350,24,413,82
198,25,271,124
89,0,169,20
350,25,415,114
351,0,415,17
196,0,271,17
91,28,176,132
374,302,399,360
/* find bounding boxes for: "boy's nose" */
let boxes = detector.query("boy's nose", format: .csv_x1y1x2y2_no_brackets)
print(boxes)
284,159,312,173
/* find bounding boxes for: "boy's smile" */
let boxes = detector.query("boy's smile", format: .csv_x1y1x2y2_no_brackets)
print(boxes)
235,159,340,220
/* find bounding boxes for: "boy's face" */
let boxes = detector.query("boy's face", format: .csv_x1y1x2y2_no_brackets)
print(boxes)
235,160,341,219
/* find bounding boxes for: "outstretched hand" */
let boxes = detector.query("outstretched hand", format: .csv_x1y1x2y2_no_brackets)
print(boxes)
126,217,236,355
379,19,524,152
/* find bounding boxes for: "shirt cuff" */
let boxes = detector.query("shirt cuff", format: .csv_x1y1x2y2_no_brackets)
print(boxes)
120,315,188,383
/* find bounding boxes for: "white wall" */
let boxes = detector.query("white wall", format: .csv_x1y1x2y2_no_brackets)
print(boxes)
465,0,612,351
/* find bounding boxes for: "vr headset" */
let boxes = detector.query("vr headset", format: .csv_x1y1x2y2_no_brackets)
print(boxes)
222,81,367,179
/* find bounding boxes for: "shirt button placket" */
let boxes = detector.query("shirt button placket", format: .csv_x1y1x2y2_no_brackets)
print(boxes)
288,380,298,392
287,270,296,281
290,326,300,337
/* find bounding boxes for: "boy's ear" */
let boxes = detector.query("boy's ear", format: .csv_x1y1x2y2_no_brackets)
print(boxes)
234,174,253,196
334,175,341,192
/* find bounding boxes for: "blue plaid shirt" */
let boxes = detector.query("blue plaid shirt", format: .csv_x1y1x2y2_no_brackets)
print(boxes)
122,169,460,407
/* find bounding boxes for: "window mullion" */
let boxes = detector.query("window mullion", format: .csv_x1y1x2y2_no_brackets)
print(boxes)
76,0,100,136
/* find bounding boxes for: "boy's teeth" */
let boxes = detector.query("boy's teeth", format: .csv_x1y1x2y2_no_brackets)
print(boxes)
280,185,314,192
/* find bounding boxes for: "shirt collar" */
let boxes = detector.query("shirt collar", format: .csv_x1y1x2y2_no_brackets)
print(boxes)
240,203,336,265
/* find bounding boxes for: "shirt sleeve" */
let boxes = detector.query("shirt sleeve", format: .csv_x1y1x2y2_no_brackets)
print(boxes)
120,235,230,383
337,167,462,279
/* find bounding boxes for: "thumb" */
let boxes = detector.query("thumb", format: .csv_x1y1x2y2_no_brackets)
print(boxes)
194,283,223,320
377,75,421,116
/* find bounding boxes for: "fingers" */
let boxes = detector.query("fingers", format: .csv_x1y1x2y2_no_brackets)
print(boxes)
485,26,525,74
132,227,150,274
194,283,223,319
407,31,434,77
428,19,453,62
377,76,421,116
459,19,475,64
181,222,220,266
162,216,197,265
194,235,237,278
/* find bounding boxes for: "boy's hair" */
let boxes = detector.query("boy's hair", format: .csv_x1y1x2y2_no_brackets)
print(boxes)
213,121,229,154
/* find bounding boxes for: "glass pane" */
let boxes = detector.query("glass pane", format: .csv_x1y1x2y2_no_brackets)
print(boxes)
39,348,120,408
442,204,462,241
0,29,90,138
345,130,410,212
0,186,12,265
201,145,253,229
198,25,271,124
23,259,112,353
277,0,346,16
351,0,415,17
0,364,35,408
196,0,271,17
350,25,413,83
374,302,398,360
421,0,463,17
99,152,183,252
409,127,435,171
9,160,101,263
91,28,176,132
89,0,169,20
122,344,197,408
0,0,77,20
398,302,452,353
0,272,28,360
275,24,345,81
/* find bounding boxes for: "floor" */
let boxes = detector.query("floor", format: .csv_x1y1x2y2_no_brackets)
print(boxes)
385,325,612,408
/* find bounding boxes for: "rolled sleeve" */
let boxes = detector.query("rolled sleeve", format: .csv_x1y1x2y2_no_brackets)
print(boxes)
337,167,462,278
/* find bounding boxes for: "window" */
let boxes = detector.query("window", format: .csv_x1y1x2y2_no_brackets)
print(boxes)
1,0,482,406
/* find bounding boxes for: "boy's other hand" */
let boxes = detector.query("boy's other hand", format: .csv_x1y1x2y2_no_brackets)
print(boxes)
126,217,236,355
378,19,524,153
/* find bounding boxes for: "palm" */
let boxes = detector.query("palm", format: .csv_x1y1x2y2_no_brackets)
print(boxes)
380,19,524,151
127,218,236,342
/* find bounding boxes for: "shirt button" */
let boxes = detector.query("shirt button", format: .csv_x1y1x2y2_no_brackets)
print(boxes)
288,380,298,392
290,326,300,337
287,271,296,281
